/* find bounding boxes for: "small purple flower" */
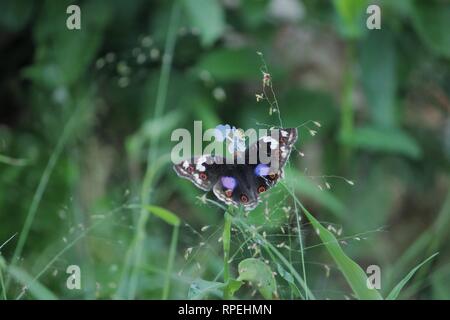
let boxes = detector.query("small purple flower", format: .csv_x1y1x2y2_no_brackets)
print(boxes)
215,124,246,153
215,124,231,142
227,129,246,153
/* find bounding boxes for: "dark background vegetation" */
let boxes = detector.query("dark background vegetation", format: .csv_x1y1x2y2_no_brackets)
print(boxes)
0,0,449,299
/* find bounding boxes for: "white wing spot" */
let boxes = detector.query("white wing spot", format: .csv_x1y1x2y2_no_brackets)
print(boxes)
196,156,207,172
193,173,202,184
263,136,279,149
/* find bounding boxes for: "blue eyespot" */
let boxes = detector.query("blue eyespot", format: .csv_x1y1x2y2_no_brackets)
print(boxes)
221,176,237,190
254,164,270,176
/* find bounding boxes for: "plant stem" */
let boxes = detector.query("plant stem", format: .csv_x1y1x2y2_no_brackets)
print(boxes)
122,1,180,299
233,217,315,299
340,41,355,162
162,224,179,299
0,154,28,166
6,105,80,290
293,198,308,299
0,264,6,300
223,210,232,299
15,205,126,300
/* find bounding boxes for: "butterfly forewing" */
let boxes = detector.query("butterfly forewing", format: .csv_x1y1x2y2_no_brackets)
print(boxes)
173,155,224,191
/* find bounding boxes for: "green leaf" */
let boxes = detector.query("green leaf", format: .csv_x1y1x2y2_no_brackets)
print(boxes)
387,253,439,300
183,0,225,47
227,279,243,297
276,263,294,284
301,207,383,300
23,1,111,87
411,1,450,58
237,258,277,299
194,49,260,82
146,205,180,227
333,0,368,39
342,126,422,159
360,31,397,127
188,279,224,300
276,263,301,298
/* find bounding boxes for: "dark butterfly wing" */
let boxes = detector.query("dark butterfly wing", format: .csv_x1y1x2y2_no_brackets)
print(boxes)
245,128,297,166
173,156,259,210
243,127,298,184
212,165,262,211
173,155,224,191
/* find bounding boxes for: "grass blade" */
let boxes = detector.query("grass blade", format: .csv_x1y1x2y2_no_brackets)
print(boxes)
387,252,439,300
146,205,180,227
385,190,450,292
0,154,28,166
0,257,7,300
302,206,382,299
222,210,232,299
233,217,315,300
162,224,179,299
8,266,57,300
145,205,181,299
284,184,383,300
122,1,181,299
8,106,80,290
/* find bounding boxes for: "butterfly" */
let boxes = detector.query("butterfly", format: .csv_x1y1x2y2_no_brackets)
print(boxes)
173,128,298,210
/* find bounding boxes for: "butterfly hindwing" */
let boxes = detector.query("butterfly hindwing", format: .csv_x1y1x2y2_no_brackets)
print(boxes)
212,164,261,210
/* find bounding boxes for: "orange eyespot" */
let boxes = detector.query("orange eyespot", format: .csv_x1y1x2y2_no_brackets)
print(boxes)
225,189,233,198
257,185,266,193
199,172,208,180
240,194,249,203
187,166,194,173
269,173,277,180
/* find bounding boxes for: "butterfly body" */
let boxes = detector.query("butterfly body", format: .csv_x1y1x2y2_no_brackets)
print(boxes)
174,128,297,210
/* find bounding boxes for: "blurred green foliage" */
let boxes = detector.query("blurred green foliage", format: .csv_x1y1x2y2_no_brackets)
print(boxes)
0,0,449,299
